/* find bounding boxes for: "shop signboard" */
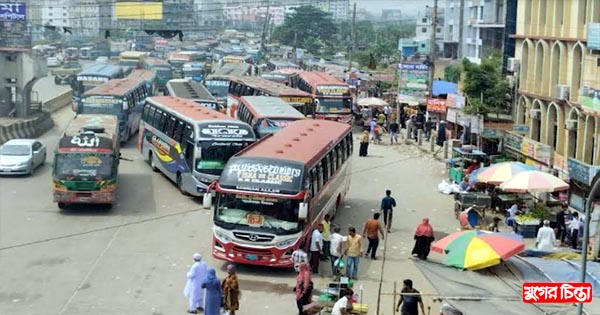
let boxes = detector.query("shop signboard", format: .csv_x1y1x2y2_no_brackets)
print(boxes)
567,157,600,186
581,85,600,113
553,153,569,180
481,128,504,139
512,124,529,135
504,131,523,152
426,98,446,113
0,2,30,51
587,23,600,50
446,108,484,134
521,138,552,165
115,0,163,20
446,93,465,109
398,63,429,103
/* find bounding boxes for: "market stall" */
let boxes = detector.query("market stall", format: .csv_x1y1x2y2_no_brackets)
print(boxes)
447,147,488,183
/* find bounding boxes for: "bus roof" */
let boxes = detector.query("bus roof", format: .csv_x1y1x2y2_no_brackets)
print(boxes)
144,57,170,67
240,96,306,119
84,77,144,97
209,63,252,78
268,60,300,69
79,64,122,77
120,51,148,58
271,68,305,75
236,119,350,165
59,114,119,152
128,69,155,81
298,71,347,87
147,96,236,122
230,76,310,97
63,114,118,138
166,79,216,101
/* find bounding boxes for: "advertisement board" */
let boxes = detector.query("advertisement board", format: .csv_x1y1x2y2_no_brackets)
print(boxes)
581,85,600,113
567,157,600,186
397,63,429,103
445,93,465,109
587,23,600,50
0,2,30,51
426,98,446,113
219,157,304,194
115,0,163,20
521,138,552,165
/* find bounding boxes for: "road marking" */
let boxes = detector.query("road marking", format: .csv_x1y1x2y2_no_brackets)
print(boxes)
57,226,122,315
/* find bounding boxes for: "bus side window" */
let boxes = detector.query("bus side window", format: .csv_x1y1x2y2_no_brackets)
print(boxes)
142,103,150,120
332,149,338,173
322,154,330,183
310,169,318,196
173,120,184,142
165,115,176,138
152,109,162,128
346,134,353,156
340,140,347,162
184,141,194,169
158,110,168,132
317,163,324,190
336,146,342,167
183,123,194,142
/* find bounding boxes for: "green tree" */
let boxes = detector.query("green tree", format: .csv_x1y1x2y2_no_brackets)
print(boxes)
462,54,511,118
444,65,462,83
272,6,338,54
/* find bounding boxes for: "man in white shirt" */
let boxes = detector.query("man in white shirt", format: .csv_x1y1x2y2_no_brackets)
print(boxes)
329,226,344,277
536,220,556,251
291,245,309,274
309,223,324,274
506,202,521,232
332,289,354,315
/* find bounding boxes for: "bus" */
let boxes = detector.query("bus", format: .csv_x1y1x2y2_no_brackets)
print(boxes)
261,68,303,87
72,64,125,109
65,47,79,61
165,79,223,112
183,62,207,83
227,76,313,117
205,63,252,106
119,51,147,69
296,71,353,124
222,54,253,64
168,51,205,78
210,119,353,267
143,57,173,93
53,114,120,209
265,60,301,72
127,69,158,96
79,77,150,141
138,96,257,196
233,96,306,138
79,47,93,60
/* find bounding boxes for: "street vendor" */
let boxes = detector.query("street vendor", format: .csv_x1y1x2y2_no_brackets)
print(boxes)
505,200,522,232
331,289,354,315
464,159,481,175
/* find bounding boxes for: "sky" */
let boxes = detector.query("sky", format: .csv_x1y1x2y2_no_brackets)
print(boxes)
351,0,434,17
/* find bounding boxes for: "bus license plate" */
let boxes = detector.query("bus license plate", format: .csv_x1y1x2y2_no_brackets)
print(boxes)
245,254,258,261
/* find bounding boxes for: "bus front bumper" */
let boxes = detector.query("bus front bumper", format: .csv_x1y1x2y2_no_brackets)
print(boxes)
212,237,294,268
53,190,116,204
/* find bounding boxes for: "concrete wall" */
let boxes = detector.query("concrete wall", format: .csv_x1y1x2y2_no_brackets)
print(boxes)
0,113,54,145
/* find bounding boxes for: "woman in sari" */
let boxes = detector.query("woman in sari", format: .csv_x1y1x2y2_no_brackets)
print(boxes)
222,264,240,315
411,218,435,260
201,268,222,315
294,262,312,315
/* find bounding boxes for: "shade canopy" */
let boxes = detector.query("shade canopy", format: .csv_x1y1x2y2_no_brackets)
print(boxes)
475,162,535,185
499,170,569,193
356,97,388,107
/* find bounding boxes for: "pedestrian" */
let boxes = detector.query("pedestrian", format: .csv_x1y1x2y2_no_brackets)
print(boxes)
369,118,377,142
201,268,222,315
321,214,332,261
309,223,324,274
183,253,207,314
411,218,435,260
389,120,399,145
330,226,344,277
380,189,397,233
396,279,426,315
436,121,447,146
536,220,556,251
291,244,309,274
359,130,369,157
569,212,582,249
331,289,354,315
363,212,385,260
345,227,363,280
488,216,501,232
556,204,568,246
405,116,413,140
383,104,390,126
221,264,240,315
294,262,313,315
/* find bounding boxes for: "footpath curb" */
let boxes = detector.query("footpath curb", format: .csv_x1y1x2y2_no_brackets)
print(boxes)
0,112,54,145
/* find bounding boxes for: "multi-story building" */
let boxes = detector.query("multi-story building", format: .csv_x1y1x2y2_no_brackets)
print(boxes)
39,0,71,29
399,6,444,57
194,0,225,28
163,0,195,30
443,0,506,63
381,9,402,21
71,0,100,38
222,0,349,24
511,0,600,210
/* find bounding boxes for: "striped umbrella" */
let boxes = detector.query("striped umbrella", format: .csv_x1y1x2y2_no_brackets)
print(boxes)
499,170,569,193
476,161,536,185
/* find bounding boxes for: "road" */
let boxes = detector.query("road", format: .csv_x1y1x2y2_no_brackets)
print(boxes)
0,105,458,314
33,60,96,103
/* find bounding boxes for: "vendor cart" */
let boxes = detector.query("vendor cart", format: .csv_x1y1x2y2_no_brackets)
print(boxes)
447,147,488,183
454,192,492,219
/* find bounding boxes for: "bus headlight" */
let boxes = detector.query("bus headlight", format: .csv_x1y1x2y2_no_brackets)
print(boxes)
215,230,232,243
275,238,297,249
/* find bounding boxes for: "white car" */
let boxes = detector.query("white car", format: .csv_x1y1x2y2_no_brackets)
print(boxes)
95,56,109,64
47,57,61,67
0,139,46,175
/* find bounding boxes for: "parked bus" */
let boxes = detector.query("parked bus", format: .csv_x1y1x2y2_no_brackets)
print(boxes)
165,79,223,112
205,63,252,107
72,64,126,109
79,47,93,60
265,60,301,72
233,96,306,138
127,69,158,96
168,51,205,78
79,77,149,141
183,62,207,83
143,57,172,93
65,47,80,61
138,96,257,196
119,51,147,69
222,54,253,64
53,114,120,209
296,71,353,124
210,119,353,267
261,68,303,87
227,76,313,117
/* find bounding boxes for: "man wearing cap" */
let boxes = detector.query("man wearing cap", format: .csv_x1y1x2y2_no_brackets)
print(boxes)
184,253,208,314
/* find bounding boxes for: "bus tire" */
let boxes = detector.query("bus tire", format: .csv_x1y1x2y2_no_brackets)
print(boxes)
177,172,189,196
149,151,158,172
58,202,66,210
54,76,60,85
104,203,113,210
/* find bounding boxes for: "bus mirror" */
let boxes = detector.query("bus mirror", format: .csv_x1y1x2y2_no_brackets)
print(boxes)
298,202,308,220
203,193,212,208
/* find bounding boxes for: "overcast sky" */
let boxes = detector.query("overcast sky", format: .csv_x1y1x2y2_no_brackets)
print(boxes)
351,0,434,17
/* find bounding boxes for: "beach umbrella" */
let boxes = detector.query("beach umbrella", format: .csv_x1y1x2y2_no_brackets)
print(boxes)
356,97,388,107
475,161,535,185
432,230,525,270
467,166,488,185
499,170,569,193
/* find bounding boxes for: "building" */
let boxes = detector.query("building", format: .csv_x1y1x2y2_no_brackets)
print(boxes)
381,9,402,21
443,0,506,63
511,0,600,211
163,0,195,30
399,6,444,58
194,0,225,28
71,0,101,38
39,0,71,29
222,0,349,24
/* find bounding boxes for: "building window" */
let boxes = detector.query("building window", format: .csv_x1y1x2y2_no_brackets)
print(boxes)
421,43,426,48
422,18,427,23
422,27,427,33
437,27,442,33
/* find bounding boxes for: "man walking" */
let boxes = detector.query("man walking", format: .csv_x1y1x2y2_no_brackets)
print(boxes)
183,253,208,314
345,227,363,280
363,213,385,260
396,279,426,315
381,190,397,233
556,204,568,246
321,214,332,261
389,120,399,145
309,224,324,274
330,226,344,277
291,244,309,274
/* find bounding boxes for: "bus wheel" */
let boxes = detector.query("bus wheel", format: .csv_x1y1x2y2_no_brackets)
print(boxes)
149,152,158,172
104,203,113,210
54,76,60,85
58,202,66,210
177,172,189,196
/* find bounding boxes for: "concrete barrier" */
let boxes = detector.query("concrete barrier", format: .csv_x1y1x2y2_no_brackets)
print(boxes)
0,112,54,145
42,90,72,113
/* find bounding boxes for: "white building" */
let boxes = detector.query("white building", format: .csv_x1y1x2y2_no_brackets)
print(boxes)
71,0,100,38
414,7,444,52
40,0,71,29
443,0,506,63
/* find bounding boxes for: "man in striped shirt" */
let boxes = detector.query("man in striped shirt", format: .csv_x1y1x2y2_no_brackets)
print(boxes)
291,245,309,274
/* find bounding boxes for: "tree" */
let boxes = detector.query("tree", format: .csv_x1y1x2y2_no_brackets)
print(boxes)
461,54,512,118
272,6,338,54
444,65,462,83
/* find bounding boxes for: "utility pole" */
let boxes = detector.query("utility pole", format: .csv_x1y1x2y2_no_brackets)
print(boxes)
457,0,465,58
259,1,271,57
347,3,356,72
428,0,439,97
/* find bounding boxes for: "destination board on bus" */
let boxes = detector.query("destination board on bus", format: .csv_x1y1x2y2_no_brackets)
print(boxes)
220,157,304,194
83,96,122,107
78,75,109,85
195,101,221,110
205,80,228,87
280,96,312,104
199,123,254,139
316,85,349,96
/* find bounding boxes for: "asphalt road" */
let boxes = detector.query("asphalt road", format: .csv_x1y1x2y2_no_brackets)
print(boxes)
34,60,96,103
0,106,458,314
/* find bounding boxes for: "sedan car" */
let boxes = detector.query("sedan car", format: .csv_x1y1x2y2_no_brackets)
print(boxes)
47,57,61,67
0,139,46,175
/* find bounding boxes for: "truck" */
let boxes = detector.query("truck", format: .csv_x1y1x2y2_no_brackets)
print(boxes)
50,61,83,85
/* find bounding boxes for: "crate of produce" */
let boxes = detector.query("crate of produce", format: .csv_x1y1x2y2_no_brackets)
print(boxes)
516,223,538,238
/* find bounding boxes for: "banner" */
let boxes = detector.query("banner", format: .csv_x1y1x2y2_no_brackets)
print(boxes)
426,98,446,113
0,2,30,51
581,85,600,113
115,0,163,20
567,157,600,186
446,93,465,109
397,63,428,104
521,138,552,165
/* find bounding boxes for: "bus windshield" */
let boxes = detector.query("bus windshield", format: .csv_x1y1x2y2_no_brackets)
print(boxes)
196,142,249,175
216,193,300,233
54,153,114,180
205,80,229,98
154,67,171,78
120,60,139,68
80,98,123,116
316,97,352,114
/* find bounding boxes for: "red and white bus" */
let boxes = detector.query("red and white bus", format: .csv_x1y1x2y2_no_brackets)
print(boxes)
210,119,353,267
261,68,303,87
296,71,353,124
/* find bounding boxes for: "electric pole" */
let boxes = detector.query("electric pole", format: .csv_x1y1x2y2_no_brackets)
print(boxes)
260,1,271,57
347,3,356,72
457,0,465,58
428,0,439,97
